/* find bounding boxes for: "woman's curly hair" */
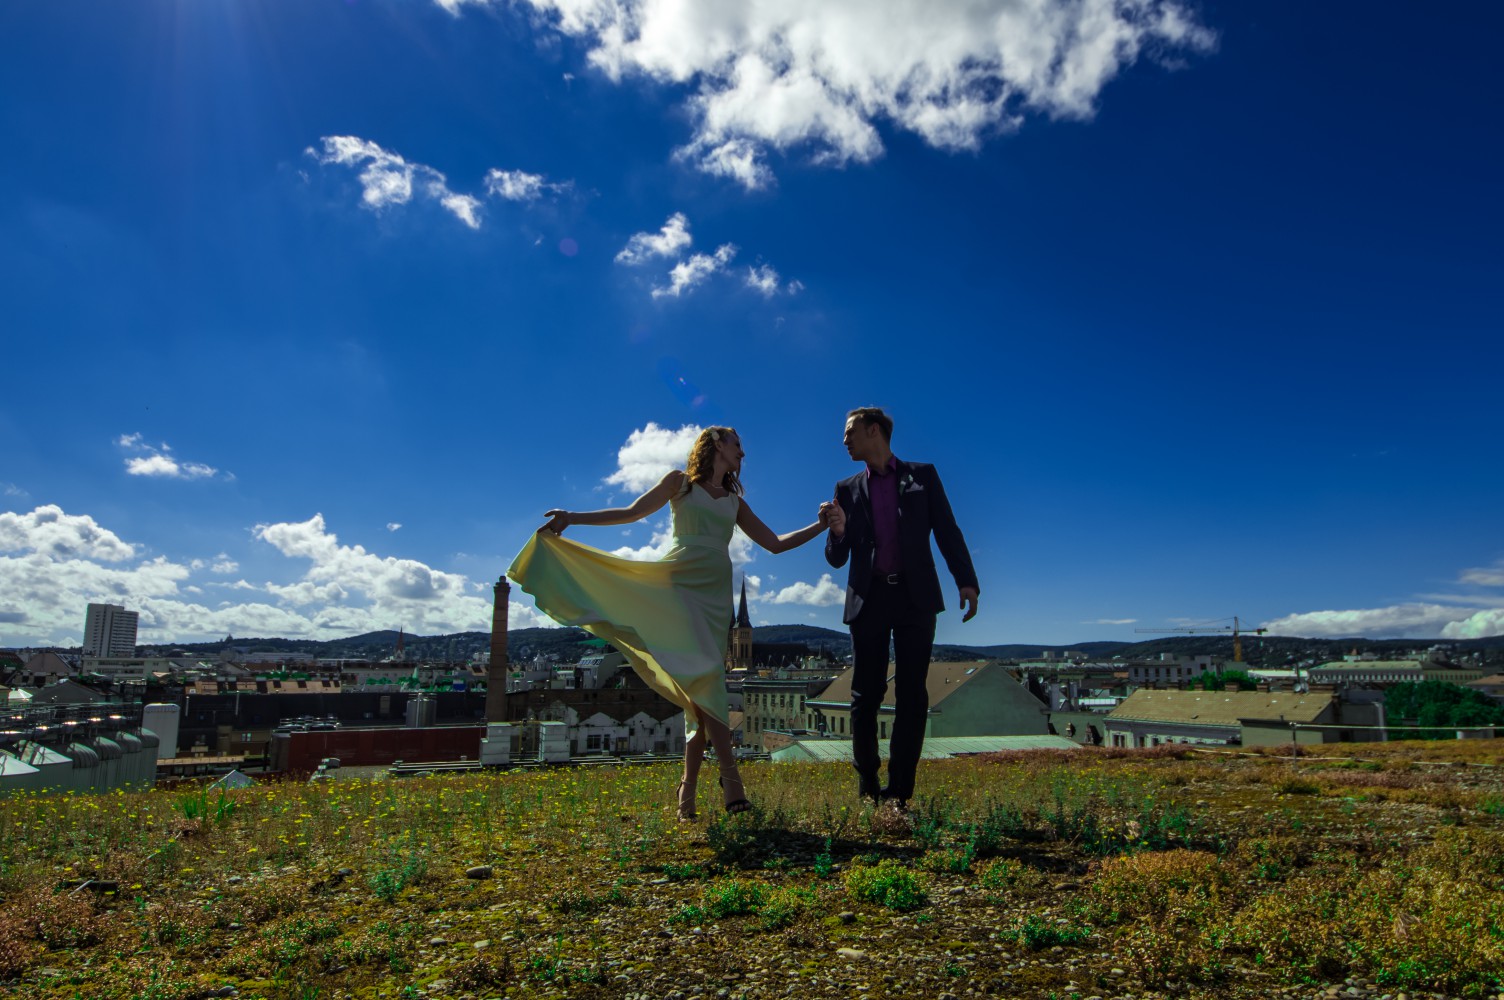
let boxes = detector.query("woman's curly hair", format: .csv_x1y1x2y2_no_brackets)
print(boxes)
683,426,742,497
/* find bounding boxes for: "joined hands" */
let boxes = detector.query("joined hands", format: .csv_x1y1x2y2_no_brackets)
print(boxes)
822,500,846,536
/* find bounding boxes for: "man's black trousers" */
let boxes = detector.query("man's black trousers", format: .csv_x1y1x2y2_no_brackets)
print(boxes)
848,576,936,800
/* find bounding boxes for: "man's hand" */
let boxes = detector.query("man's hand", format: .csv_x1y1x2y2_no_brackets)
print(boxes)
959,586,979,622
541,509,571,535
825,501,846,537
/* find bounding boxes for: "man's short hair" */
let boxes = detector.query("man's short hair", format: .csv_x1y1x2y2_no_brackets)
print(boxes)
847,407,893,442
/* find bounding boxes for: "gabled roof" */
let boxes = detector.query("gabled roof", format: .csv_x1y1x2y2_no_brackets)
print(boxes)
807,661,995,711
209,769,258,789
1107,689,1332,727
28,678,110,706
22,651,76,677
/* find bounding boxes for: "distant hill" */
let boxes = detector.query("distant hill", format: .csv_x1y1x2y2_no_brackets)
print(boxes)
132,625,1504,666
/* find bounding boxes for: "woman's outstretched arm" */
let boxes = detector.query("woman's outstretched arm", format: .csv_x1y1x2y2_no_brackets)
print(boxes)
541,470,685,534
735,498,836,554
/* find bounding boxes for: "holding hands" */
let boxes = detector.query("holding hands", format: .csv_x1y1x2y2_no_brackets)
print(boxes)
822,499,846,536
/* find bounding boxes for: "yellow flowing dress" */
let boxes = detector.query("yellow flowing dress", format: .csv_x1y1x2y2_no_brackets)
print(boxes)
507,483,737,734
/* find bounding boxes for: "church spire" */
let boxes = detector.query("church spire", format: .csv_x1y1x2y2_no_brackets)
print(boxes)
726,576,754,670
737,577,752,628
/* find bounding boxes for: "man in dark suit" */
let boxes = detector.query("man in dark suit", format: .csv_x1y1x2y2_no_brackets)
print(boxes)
824,407,979,808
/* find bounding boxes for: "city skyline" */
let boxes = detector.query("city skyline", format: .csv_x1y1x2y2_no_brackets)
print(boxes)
2,1,1501,648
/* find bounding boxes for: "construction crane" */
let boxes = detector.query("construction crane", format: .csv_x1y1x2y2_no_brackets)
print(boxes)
1134,616,1268,663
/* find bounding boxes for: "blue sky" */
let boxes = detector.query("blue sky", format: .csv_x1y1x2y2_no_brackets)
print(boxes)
2,0,1501,650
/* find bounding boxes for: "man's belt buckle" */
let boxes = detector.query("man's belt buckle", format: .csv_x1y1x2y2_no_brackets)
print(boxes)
884,573,901,585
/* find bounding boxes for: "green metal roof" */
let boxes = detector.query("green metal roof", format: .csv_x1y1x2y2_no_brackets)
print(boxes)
1310,660,1426,671
770,734,1078,764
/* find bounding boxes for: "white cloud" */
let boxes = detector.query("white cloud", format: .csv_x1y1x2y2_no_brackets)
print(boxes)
256,513,462,601
603,422,702,493
611,519,676,562
1415,593,1504,609
1460,562,1504,587
615,523,755,573
0,505,136,561
452,0,1217,189
762,573,844,607
2,482,27,499
616,212,693,264
510,601,557,629
0,504,555,645
618,215,792,299
728,529,755,570
613,517,758,574
308,135,483,229
1442,610,1504,640
1263,555,1504,640
483,168,570,202
1084,618,1137,625
746,264,780,296
117,433,224,481
439,191,483,228
387,523,403,533
653,243,737,299
684,136,773,190
1261,604,1490,640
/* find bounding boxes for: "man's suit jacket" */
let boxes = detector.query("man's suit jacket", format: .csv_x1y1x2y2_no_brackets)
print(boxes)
825,460,978,625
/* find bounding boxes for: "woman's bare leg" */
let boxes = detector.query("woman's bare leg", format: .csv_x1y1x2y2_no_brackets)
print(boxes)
680,715,707,818
696,711,749,809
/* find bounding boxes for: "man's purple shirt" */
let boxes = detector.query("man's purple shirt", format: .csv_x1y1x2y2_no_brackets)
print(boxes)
868,456,902,575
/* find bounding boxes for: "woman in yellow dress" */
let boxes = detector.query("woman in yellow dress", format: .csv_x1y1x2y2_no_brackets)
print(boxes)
508,426,833,818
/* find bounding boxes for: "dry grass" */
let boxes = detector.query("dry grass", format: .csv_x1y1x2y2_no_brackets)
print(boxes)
1,742,1503,999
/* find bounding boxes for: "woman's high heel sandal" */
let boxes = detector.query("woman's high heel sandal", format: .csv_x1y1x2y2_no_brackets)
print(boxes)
718,774,752,815
677,779,698,821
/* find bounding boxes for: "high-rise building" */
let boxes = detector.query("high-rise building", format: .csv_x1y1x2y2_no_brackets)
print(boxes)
82,603,139,657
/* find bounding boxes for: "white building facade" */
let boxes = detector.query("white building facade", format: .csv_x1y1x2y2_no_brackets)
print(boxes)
83,603,139,657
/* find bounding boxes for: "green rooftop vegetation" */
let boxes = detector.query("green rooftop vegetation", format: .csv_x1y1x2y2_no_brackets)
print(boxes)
2,742,1503,998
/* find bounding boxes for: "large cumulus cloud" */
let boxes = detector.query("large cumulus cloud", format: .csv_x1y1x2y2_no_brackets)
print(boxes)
440,0,1215,188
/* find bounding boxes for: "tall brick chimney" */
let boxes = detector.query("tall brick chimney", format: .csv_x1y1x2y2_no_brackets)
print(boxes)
485,576,511,721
